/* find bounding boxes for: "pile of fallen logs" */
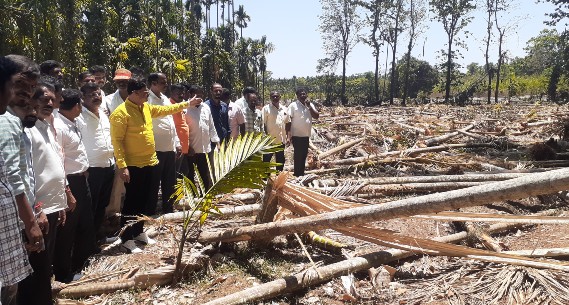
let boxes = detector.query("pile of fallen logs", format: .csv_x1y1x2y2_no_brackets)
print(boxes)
200,168,569,305
54,104,569,304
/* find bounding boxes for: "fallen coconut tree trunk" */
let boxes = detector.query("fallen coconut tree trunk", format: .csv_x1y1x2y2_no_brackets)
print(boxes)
457,129,486,141
313,182,487,196
158,204,261,222
202,217,545,305
424,124,475,146
198,167,569,243
174,192,261,210
308,142,323,155
465,222,502,252
56,250,209,298
318,137,366,160
309,172,531,187
319,143,495,167
392,120,428,134
503,248,569,258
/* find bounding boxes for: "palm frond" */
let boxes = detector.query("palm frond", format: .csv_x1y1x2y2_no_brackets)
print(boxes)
172,132,282,225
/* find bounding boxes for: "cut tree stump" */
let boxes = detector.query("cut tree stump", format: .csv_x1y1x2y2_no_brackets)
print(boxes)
250,179,280,248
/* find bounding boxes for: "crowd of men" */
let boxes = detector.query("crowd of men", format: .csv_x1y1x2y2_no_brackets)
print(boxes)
0,55,319,305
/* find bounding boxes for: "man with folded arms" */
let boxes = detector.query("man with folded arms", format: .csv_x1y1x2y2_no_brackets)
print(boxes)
110,78,194,253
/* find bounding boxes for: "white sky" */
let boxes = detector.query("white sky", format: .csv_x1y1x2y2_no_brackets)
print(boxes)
234,0,567,78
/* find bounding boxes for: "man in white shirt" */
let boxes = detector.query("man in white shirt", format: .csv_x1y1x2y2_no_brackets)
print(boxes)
185,97,220,191
234,86,256,111
147,72,179,214
53,89,96,283
25,81,69,303
262,91,289,171
224,88,245,140
285,87,319,176
78,82,115,241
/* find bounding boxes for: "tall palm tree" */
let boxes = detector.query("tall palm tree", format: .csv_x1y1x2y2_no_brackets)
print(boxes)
234,4,250,38
256,36,274,102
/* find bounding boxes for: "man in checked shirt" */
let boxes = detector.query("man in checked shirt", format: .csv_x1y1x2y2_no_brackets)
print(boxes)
0,56,34,305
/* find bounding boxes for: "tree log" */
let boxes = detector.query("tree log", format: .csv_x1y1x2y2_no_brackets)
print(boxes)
201,218,540,305
198,168,569,243
250,179,279,248
503,248,569,258
465,222,502,252
313,182,486,196
318,137,366,160
392,121,427,134
424,124,475,146
309,172,530,187
457,129,486,141
57,252,209,298
158,204,261,222
319,143,494,168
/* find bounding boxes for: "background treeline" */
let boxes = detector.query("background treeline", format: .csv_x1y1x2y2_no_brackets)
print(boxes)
310,0,569,106
0,0,272,97
1,0,569,105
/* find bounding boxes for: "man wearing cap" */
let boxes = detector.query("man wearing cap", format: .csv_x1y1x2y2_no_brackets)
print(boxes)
52,89,96,282
103,68,131,220
105,68,131,114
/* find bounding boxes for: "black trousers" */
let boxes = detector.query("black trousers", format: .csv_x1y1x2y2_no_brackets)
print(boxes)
176,153,190,178
53,174,96,282
263,143,285,171
1,284,17,305
87,166,115,238
18,212,59,305
121,165,159,241
292,137,309,176
188,153,211,191
153,151,176,214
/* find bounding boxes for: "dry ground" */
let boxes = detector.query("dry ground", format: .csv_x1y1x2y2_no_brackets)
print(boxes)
57,102,569,305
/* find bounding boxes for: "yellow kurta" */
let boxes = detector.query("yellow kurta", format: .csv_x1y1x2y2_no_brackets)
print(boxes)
110,99,188,168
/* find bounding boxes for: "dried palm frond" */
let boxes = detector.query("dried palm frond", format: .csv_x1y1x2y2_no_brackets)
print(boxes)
327,180,367,197
406,262,569,305
276,182,569,271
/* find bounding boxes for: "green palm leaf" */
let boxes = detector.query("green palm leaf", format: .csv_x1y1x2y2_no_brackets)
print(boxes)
172,132,282,226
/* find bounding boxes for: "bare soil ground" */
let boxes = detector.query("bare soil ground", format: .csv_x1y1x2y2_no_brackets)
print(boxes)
57,102,569,305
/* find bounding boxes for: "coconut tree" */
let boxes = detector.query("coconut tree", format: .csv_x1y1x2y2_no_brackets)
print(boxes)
255,36,275,102
234,4,250,38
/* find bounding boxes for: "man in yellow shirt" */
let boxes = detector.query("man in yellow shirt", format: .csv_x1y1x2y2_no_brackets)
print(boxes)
109,78,199,253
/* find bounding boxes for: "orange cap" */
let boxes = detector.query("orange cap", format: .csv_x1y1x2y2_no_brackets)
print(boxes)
113,68,132,80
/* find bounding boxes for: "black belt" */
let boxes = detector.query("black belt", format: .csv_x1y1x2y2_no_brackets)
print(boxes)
67,171,86,177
